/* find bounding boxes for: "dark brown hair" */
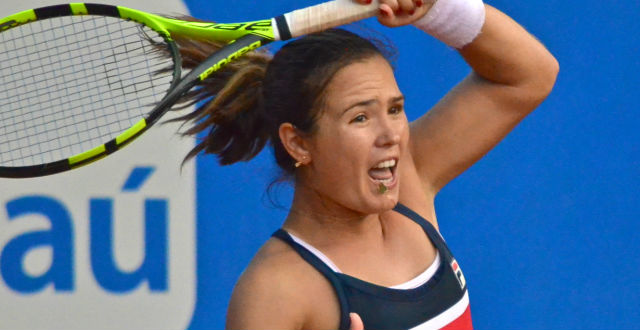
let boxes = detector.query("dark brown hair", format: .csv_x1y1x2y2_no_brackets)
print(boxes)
172,27,395,177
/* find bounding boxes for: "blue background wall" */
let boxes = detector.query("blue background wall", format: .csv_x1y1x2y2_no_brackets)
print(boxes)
184,1,639,329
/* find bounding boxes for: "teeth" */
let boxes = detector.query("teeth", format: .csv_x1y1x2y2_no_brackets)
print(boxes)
374,177,393,184
374,159,396,169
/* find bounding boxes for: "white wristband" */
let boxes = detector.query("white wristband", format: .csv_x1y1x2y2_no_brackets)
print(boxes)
412,0,486,49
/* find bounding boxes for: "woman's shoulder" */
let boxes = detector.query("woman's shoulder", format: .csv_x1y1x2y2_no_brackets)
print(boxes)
231,237,311,300
226,237,341,329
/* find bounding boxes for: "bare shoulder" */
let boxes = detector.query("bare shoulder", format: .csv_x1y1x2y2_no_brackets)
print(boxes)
226,237,341,330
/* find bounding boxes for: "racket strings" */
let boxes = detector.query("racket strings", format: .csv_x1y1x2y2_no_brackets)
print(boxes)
0,80,167,147
0,15,176,168
0,18,167,118
0,45,167,117
0,19,154,108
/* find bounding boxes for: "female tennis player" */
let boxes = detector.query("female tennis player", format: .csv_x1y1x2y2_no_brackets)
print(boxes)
177,0,558,328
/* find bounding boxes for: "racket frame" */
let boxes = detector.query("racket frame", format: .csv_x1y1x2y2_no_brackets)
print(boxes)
0,1,379,178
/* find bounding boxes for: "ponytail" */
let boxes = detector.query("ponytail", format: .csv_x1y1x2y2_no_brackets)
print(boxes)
165,22,273,165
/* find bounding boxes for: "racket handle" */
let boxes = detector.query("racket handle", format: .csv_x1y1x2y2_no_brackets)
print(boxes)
279,0,380,39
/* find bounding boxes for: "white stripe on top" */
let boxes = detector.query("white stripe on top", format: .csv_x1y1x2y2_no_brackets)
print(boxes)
287,232,440,290
288,232,343,273
390,252,440,289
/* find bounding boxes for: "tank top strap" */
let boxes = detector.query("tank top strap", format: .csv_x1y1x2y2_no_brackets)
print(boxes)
392,203,455,259
271,229,352,330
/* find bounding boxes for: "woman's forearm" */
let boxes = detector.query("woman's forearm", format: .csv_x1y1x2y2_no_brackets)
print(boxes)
459,5,559,105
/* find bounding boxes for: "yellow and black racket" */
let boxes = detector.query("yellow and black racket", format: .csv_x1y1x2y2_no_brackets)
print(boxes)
0,1,378,178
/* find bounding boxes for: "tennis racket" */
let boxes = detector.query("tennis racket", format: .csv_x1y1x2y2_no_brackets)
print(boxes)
0,1,379,178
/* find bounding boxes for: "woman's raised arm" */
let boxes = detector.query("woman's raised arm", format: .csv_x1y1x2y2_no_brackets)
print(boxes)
406,3,559,193
360,0,559,194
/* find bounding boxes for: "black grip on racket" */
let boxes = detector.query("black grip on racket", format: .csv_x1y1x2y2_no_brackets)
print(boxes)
274,15,292,40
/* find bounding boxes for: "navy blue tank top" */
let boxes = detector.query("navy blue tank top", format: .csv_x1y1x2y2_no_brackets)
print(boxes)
272,203,472,330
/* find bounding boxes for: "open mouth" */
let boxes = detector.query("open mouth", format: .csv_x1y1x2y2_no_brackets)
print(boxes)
368,158,398,190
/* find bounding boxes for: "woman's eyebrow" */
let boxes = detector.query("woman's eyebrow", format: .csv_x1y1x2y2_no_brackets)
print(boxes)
342,94,404,115
342,99,377,114
389,95,405,104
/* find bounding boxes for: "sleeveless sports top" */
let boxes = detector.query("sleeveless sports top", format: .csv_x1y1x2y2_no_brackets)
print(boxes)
271,203,472,330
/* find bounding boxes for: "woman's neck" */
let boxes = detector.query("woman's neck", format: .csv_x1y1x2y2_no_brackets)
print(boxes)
282,180,388,250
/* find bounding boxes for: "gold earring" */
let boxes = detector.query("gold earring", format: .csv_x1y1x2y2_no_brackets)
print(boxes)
295,156,307,168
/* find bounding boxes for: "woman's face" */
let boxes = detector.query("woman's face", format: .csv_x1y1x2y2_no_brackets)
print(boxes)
303,55,409,215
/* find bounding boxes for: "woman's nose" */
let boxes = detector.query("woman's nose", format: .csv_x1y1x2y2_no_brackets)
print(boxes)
375,118,401,147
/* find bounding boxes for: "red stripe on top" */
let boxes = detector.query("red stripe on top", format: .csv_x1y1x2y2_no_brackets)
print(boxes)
440,305,473,330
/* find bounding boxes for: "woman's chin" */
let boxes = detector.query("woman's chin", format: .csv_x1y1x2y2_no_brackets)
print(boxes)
358,191,399,215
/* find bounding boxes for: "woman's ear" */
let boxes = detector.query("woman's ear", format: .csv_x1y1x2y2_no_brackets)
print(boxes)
279,123,311,166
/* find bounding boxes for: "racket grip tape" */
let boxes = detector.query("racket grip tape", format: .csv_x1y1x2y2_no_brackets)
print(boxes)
283,0,379,39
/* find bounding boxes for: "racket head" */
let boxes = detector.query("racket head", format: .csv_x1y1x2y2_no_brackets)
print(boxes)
0,1,378,178
0,4,182,178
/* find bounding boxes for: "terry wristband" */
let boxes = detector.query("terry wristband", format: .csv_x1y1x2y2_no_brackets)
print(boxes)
412,0,486,49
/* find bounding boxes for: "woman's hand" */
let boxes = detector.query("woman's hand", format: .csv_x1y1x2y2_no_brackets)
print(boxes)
355,0,434,27
349,313,365,330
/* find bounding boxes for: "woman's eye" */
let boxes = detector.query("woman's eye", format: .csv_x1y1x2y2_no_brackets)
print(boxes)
352,114,367,123
389,106,403,115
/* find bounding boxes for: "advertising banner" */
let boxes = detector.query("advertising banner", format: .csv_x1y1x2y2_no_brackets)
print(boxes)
0,1,196,329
